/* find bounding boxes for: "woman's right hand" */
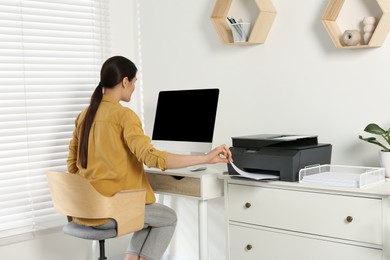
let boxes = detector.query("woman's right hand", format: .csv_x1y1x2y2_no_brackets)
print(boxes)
205,144,233,164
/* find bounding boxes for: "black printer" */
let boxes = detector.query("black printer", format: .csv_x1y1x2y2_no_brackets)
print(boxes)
227,134,332,182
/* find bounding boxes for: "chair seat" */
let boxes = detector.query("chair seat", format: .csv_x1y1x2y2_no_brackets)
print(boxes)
63,222,117,240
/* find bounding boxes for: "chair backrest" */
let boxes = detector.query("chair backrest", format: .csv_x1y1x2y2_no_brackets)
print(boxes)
47,171,146,236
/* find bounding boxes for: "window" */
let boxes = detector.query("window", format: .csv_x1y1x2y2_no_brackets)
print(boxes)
0,0,110,239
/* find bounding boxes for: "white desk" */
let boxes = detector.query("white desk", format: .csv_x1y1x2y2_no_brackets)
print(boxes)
145,167,224,260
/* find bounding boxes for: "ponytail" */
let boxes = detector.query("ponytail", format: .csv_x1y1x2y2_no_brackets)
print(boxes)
78,56,137,169
79,83,103,168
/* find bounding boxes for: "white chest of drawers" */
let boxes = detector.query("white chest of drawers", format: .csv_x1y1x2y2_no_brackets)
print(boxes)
220,175,390,260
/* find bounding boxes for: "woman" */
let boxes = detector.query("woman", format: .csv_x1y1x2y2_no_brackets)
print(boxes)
67,56,233,260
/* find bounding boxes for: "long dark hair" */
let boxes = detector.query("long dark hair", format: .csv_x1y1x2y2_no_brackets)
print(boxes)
79,56,138,168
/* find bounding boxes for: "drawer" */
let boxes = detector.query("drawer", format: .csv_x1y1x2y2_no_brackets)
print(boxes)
227,184,382,245
147,173,200,197
229,224,382,260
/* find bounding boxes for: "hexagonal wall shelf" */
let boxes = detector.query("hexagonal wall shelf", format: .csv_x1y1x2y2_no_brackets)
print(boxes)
210,0,277,45
322,0,390,48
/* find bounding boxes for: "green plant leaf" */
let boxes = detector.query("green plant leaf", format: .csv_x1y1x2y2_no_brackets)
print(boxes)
359,135,390,151
364,123,386,135
384,128,390,145
359,136,376,142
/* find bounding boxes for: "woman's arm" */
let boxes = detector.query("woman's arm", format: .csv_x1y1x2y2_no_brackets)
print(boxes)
165,144,233,169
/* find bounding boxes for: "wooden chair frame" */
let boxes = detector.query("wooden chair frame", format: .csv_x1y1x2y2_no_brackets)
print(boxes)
47,171,146,259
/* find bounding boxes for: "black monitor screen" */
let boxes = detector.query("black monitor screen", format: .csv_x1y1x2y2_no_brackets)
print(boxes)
152,88,219,143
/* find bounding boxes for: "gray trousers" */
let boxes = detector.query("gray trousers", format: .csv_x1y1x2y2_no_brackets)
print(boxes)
96,203,177,260
126,203,177,260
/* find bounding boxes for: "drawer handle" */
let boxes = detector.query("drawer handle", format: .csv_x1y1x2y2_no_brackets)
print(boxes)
244,202,251,209
246,244,253,251
346,216,353,223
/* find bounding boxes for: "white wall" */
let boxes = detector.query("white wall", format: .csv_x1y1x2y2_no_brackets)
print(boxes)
2,0,390,260
136,0,390,259
139,0,390,167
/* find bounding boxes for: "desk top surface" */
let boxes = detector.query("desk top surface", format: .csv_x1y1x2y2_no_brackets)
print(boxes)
145,165,226,178
220,173,390,197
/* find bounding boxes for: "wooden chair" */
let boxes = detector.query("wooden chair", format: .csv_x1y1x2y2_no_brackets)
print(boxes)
47,171,146,260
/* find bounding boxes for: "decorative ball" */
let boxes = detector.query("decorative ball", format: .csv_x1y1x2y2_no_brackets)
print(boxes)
364,24,375,33
364,32,372,44
363,16,376,25
342,30,361,46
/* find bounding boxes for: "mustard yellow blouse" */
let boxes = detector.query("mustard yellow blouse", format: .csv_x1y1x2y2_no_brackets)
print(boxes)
67,95,168,226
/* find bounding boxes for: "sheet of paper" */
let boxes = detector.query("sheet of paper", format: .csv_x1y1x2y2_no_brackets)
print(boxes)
301,172,359,187
231,162,279,181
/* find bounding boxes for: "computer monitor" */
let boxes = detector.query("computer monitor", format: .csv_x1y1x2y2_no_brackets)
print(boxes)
151,88,219,155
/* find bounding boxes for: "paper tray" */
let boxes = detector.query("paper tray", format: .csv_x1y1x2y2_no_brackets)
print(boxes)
299,164,385,188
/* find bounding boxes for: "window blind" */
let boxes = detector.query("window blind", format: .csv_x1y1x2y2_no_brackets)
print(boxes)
0,0,111,239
